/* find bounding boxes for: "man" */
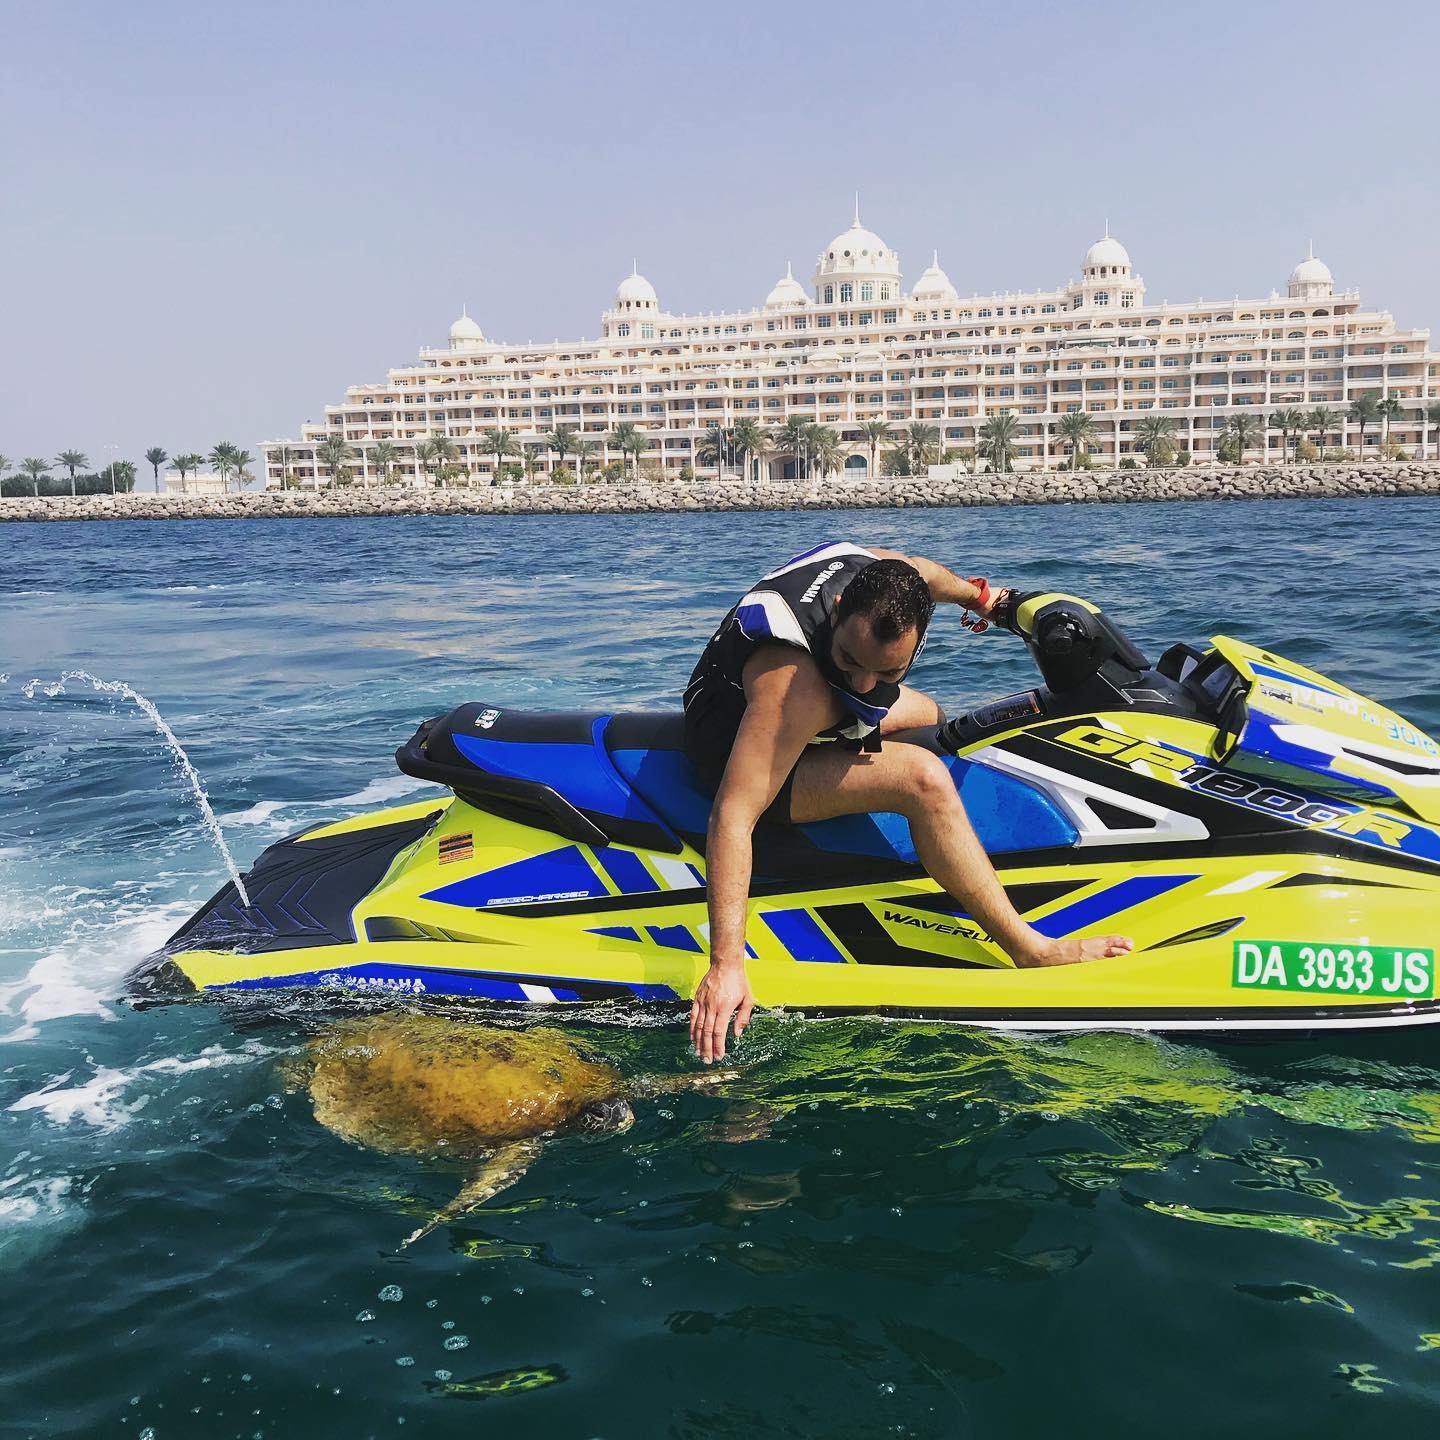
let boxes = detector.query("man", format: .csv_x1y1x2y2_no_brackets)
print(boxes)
683,542,1132,1063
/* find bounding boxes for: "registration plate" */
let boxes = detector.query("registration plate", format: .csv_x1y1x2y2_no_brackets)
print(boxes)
1233,941,1434,998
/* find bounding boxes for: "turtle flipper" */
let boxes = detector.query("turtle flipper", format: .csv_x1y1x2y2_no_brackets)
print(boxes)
631,1067,741,1100
399,1139,543,1249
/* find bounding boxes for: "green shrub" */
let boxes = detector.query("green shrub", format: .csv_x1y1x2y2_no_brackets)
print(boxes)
1294,439,1319,462
638,460,666,483
678,462,695,483
600,459,626,483
551,464,576,486
1384,443,1409,461
1174,450,1192,467
1118,457,1138,471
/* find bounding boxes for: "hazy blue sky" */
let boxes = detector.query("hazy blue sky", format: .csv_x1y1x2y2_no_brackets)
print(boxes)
3,0,1437,474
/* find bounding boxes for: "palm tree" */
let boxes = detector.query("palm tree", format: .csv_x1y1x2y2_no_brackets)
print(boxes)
1348,391,1381,453
482,427,518,484
144,447,168,492
0,454,10,497
521,444,544,484
773,417,813,480
368,440,397,488
573,436,599,483
1377,393,1403,454
857,419,893,480
608,421,646,480
809,425,846,479
106,460,137,493
1131,413,1175,467
695,423,730,482
545,425,577,479
905,421,941,473
55,450,88,497
978,411,1020,473
169,453,188,493
312,435,352,488
730,417,768,484
1304,406,1333,454
21,457,49,495
1055,411,1096,469
1267,408,1303,463
1222,412,1262,464
1426,402,1440,462
232,449,255,490
207,442,239,491
414,431,460,488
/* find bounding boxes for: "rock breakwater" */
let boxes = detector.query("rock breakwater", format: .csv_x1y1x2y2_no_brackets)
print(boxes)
5,462,1440,524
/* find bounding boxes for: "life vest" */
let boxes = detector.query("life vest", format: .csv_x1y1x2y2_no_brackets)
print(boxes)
684,542,925,748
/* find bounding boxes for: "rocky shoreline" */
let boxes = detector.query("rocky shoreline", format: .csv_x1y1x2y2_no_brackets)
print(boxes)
5,461,1439,523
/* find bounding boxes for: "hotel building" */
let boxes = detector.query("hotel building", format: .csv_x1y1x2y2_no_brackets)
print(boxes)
263,212,1436,485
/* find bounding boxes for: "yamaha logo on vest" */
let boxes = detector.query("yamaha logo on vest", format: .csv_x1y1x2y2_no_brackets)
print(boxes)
801,561,845,604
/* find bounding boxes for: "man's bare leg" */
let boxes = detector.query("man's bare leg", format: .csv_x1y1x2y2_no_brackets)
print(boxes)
787,742,1129,967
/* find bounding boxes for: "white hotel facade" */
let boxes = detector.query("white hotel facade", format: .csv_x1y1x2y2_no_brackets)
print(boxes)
263,213,1437,485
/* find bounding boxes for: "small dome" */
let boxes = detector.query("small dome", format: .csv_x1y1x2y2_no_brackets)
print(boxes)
449,307,484,343
1289,252,1333,287
615,268,657,306
764,262,808,308
1084,235,1131,271
912,251,958,302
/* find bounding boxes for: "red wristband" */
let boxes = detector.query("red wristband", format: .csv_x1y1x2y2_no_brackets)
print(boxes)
965,576,992,611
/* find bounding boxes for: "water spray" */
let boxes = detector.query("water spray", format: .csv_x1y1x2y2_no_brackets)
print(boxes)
22,670,252,908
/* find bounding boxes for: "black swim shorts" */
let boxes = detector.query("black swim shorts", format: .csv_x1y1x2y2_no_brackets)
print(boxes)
682,683,799,828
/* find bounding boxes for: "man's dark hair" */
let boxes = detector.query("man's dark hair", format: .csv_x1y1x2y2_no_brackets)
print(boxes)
837,559,933,643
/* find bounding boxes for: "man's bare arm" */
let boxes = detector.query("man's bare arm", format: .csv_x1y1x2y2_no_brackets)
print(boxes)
866,547,1006,614
690,651,834,1062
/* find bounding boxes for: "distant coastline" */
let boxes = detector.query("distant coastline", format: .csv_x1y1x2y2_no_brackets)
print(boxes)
3,462,1438,524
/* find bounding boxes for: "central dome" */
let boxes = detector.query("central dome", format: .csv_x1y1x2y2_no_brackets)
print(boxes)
615,268,657,306
815,205,901,281
1083,235,1131,271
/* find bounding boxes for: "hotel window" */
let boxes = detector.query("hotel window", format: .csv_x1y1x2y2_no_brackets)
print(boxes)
793,316,807,330
858,312,873,325
859,282,874,302
839,283,853,303
641,324,654,339
882,309,898,324
1041,304,1057,314
817,315,832,328
1121,293,1134,308
838,313,852,327
1094,292,1110,307
823,285,834,303
978,309,992,318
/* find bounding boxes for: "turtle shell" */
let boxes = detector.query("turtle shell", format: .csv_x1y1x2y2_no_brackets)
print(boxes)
306,1015,625,1158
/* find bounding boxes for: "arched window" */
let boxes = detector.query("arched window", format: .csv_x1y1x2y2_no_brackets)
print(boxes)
1094,291,1110,307
859,282,874,302
879,283,892,301
823,285,834,303
839,282,853,303
617,323,630,336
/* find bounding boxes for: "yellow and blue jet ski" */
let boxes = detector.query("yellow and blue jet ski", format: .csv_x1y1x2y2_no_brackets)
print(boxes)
140,595,1440,1033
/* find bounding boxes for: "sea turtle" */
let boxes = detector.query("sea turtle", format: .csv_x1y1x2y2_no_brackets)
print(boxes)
292,1013,735,1246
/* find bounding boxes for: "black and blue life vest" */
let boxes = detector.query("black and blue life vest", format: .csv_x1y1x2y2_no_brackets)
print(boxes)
683,542,926,748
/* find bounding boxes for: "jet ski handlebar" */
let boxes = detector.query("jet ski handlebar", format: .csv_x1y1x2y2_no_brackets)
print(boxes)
994,591,1150,696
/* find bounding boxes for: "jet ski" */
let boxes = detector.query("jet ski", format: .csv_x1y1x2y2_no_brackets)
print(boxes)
137,594,1440,1033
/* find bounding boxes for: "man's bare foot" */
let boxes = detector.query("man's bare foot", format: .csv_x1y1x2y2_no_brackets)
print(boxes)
1015,934,1131,968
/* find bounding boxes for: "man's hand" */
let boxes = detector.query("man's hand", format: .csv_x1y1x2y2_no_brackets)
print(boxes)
690,960,754,1064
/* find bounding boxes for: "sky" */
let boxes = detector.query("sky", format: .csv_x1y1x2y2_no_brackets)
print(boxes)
3,0,1438,479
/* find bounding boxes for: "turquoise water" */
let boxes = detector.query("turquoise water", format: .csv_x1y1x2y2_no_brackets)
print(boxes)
3,501,1440,1436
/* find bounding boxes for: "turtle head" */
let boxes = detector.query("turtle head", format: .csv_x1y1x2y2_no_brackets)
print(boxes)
576,1096,634,1134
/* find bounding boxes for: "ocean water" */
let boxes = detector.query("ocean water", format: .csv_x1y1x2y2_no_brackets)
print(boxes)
2,500,1439,1437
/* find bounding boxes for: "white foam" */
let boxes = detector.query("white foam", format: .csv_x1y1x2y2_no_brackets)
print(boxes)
320,774,431,810
0,1174,82,1270
0,899,194,1045
221,799,292,827
8,1038,281,1131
